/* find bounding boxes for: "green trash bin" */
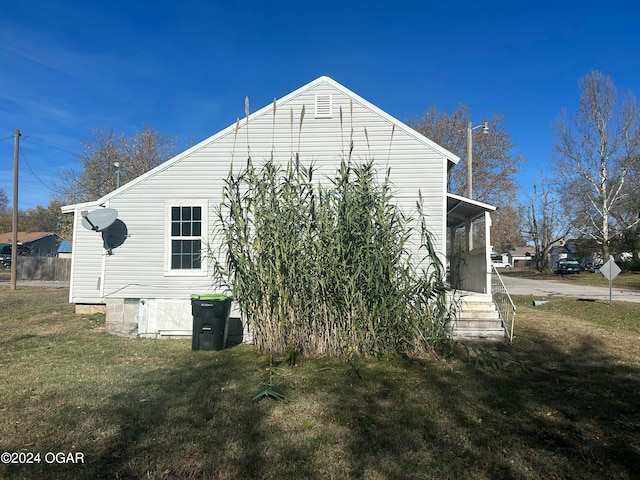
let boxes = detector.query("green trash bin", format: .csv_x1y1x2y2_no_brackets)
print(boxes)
191,294,232,351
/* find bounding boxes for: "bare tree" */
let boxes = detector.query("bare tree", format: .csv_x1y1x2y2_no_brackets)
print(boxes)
491,204,526,253
525,174,572,272
0,189,10,233
409,104,523,206
55,126,176,204
552,70,640,261
611,159,640,260
408,104,525,250
0,189,8,213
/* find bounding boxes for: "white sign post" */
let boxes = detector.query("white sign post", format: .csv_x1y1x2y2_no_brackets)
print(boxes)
599,258,621,305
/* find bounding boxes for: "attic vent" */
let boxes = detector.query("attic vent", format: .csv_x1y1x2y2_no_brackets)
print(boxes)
315,94,332,118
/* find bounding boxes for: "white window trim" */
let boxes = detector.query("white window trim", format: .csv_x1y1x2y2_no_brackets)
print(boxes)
164,199,208,277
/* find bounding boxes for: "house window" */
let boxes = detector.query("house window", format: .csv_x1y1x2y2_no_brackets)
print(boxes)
171,206,201,269
166,201,207,275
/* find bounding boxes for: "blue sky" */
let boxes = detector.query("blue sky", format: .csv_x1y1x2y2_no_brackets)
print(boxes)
1,0,638,210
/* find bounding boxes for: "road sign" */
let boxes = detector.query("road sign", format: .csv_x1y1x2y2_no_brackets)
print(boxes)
599,258,621,281
599,258,621,305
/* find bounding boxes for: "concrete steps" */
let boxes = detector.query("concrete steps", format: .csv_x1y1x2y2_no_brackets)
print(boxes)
448,292,506,342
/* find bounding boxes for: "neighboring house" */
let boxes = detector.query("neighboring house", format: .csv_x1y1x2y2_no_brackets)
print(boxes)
57,239,73,259
490,246,535,269
0,232,61,257
550,240,579,269
550,238,630,269
62,76,496,339
507,246,535,269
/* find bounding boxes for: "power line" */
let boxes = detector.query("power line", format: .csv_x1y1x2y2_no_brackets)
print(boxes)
19,149,67,195
22,135,82,151
19,147,111,202
10,133,96,202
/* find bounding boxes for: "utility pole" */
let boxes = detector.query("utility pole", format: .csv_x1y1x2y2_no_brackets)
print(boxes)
466,121,474,251
11,129,20,291
465,120,489,252
467,121,473,201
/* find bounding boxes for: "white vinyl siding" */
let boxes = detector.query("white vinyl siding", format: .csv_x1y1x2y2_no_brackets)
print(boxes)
68,203,107,303
67,77,453,308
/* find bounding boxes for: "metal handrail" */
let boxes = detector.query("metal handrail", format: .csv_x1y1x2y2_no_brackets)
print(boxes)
491,265,516,343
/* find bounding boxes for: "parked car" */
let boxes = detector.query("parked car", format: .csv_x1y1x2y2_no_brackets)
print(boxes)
491,260,512,268
556,259,581,274
582,262,600,273
0,245,10,269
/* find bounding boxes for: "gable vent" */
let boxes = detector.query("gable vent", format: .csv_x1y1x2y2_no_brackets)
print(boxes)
315,94,332,118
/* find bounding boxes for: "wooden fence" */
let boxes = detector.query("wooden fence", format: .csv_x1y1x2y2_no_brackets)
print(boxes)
16,257,71,282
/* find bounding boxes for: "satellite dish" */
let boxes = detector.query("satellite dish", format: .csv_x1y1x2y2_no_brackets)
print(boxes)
81,208,118,232
102,219,128,253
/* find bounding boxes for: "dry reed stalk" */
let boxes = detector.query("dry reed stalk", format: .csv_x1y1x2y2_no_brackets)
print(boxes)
212,98,451,358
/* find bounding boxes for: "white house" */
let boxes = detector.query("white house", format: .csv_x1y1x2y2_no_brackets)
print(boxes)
62,76,496,339
507,246,535,269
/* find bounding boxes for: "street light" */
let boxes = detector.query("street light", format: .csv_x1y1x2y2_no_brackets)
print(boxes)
114,162,121,189
466,120,489,251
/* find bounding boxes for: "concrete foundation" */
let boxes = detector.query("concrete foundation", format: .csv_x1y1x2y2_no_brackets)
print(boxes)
105,298,139,337
75,304,106,315
102,297,251,344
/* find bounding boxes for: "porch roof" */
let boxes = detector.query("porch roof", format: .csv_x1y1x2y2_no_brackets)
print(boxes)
447,193,496,229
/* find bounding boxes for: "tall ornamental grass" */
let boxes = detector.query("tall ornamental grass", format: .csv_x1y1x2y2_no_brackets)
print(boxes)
212,98,451,357
213,154,452,358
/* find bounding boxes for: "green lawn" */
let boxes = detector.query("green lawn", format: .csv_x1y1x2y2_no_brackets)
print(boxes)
0,286,639,479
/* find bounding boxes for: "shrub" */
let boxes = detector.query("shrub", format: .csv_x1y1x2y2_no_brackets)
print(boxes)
621,255,640,272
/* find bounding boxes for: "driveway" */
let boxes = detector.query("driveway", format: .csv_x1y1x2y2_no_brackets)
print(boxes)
499,275,640,304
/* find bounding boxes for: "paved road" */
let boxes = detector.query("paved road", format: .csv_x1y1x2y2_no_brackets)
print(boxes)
500,275,640,304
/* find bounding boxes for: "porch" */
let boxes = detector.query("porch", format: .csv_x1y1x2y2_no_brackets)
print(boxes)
445,193,516,342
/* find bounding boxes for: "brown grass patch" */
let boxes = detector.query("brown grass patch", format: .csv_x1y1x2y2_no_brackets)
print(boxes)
1,287,639,479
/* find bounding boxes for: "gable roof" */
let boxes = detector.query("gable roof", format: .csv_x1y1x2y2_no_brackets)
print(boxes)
63,76,460,212
508,246,535,257
0,232,58,244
